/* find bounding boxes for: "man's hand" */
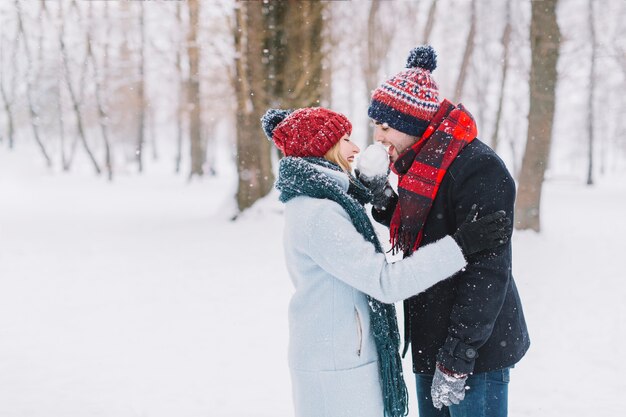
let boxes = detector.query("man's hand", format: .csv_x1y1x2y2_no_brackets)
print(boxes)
452,204,511,257
431,363,468,409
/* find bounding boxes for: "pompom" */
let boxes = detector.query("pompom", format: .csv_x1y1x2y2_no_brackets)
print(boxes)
406,45,437,72
261,108,292,140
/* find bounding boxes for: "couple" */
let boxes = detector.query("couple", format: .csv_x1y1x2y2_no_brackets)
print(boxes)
261,46,530,417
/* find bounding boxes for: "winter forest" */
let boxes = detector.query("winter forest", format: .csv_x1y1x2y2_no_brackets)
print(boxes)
0,0,625,416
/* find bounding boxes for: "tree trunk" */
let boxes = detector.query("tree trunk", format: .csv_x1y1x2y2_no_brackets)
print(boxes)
0,93,15,150
277,1,326,109
515,0,560,232
88,1,113,181
453,0,476,104
15,0,52,166
54,3,67,169
1,4,19,150
490,0,512,152
136,1,146,173
234,0,274,212
233,0,327,212
586,0,596,186
175,1,185,174
187,0,204,179
320,5,333,108
422,0,438,44
364,0,395,145
59,0,101,175
0,32,16,149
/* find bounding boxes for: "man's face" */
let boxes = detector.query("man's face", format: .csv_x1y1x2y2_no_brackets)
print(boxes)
373,122,418,163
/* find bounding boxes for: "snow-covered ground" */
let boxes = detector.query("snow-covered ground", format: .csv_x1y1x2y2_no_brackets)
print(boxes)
1,146,624,416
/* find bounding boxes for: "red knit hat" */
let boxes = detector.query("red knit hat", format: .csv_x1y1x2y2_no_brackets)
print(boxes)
261,107,352,157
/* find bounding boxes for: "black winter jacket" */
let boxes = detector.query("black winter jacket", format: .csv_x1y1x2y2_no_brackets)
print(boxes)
373,139,530,375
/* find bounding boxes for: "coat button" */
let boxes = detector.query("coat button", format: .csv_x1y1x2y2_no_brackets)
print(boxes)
465,348,477,359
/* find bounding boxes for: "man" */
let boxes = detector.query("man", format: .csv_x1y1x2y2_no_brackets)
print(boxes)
363,45,530,417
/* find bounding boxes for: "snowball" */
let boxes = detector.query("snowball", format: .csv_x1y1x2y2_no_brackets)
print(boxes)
357,144,389,178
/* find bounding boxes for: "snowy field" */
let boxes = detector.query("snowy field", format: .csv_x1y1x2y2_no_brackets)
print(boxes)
1,146,625,417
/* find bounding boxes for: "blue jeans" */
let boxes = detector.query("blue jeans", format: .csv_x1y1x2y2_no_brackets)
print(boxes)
414,367,510,417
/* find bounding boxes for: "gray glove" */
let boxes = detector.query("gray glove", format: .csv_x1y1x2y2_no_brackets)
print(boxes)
431,364,468,409
355,170,396,210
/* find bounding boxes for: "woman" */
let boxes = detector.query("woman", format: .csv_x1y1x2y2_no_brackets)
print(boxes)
261,107,509,417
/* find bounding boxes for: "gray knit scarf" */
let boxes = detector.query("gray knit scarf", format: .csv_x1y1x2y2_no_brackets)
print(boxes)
276,156,409,417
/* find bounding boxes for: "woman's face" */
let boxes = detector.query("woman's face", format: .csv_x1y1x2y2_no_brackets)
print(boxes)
373,122,417,163
338,134,360,164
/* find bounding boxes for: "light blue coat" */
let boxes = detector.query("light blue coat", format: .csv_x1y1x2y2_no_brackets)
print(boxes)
283,165,467,417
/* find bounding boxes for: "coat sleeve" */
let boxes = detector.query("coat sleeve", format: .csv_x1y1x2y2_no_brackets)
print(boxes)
436,152,516,375
304,203,467,304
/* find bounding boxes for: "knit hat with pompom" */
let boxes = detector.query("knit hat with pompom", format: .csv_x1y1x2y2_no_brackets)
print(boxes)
368,45,440,138
261,107,352,158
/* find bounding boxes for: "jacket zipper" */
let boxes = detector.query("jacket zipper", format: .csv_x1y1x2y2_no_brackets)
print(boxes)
355,308,363,357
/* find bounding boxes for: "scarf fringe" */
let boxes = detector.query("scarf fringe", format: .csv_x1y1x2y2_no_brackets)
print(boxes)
379,341,409,417
390,223,422,256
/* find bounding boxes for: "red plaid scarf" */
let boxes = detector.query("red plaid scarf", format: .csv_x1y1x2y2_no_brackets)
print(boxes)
389,99,477,254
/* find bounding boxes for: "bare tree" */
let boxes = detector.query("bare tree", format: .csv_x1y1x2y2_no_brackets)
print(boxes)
136,1,146,173
586,0,596,185
363,0,395,145
233,0,274,212
0,17,18,149
15,0,52,166
87,1,113,180
490,0,512,152
422,0,438,44
268,1,327,109
453,0,476,104
174,1,186,174
515,0,560,232
233,0,328,212
187,0,204,179
58,0,101,174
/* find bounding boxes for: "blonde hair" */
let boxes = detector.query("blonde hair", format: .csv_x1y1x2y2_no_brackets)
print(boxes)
324,141,351,172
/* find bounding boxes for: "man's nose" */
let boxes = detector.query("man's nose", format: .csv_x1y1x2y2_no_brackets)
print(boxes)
373,129,383,143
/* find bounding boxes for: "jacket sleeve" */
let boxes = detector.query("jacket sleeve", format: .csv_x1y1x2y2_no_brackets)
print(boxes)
436,152,516,375
304,203,467,304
